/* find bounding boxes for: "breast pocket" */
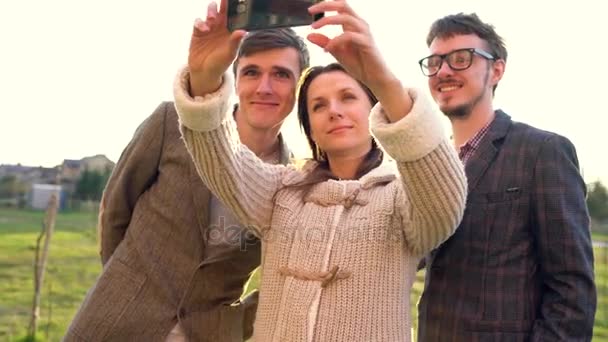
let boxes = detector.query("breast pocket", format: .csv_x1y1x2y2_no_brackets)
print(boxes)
469,186,523,204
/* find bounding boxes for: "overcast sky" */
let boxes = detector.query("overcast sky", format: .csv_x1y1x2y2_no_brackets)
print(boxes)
1,0,606,183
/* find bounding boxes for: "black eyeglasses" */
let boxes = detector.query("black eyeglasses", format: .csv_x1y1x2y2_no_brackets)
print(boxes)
418,48,495,77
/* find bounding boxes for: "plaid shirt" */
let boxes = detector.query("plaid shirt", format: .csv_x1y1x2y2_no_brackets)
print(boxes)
458,122,491,165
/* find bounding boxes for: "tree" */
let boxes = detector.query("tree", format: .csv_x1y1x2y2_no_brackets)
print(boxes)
0,175,28,198
73,168,110,201
587,180,608,222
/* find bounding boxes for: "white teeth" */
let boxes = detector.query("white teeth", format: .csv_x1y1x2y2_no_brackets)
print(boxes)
440,85,459,92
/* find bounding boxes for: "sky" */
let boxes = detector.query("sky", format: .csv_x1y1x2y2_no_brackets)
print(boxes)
1,0,606,184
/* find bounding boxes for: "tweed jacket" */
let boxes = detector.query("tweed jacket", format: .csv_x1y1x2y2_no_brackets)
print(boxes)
64,102,291,341
418,111,596,341
173,69,467,341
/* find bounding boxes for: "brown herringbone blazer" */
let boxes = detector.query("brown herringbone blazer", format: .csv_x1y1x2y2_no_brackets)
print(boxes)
64,102,290,341
418,111,596,341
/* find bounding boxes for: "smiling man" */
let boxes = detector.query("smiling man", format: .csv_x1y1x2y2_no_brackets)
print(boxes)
416,13,596,341
64,28,309,342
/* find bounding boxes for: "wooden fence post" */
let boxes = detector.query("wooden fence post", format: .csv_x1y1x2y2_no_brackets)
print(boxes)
28,192,58,339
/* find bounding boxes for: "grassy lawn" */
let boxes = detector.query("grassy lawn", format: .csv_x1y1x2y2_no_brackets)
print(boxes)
0,208,101,341
1,207,606,341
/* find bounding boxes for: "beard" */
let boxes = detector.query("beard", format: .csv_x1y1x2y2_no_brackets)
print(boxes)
440,68,491,119
442,93,482,119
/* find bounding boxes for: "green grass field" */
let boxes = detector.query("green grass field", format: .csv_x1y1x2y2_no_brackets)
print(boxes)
0,207,606,341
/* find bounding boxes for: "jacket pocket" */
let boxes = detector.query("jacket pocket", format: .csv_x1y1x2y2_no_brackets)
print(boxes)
469,186,524,203
66,258,146,341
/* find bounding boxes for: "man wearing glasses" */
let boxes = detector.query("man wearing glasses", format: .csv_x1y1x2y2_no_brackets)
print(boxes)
416,13,596,341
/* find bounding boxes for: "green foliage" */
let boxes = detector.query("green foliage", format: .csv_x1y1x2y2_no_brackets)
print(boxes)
0,175,28,199
73,168,111,201
588,181,608,222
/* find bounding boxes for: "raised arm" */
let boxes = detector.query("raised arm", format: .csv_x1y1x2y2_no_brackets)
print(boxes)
99,103,167,264
174,69,288,237
371,88,467,256
305,1,466,255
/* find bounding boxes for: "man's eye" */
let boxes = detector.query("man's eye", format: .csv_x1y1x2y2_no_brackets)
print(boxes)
427,58,441,68
243,69,258,76
275,71,290,79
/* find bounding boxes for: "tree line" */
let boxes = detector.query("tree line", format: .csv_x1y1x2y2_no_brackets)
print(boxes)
2,169,608,224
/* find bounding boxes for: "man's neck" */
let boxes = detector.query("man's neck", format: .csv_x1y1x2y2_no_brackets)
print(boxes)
236,117,281,159
450,105,496,148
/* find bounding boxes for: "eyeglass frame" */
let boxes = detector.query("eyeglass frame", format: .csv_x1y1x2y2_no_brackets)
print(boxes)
418,48,495,77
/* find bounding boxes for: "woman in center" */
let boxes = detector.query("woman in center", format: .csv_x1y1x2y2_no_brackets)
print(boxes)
174,1,467,340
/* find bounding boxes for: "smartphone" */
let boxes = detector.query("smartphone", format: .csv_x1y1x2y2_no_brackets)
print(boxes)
227,0,324,32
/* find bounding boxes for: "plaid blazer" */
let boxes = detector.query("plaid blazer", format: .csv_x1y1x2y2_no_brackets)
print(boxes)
418,111,596,341
64,102,291,341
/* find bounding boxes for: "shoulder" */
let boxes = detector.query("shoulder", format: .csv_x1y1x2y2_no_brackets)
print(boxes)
505,119,579,167
134,102,174,132
508,118,567,146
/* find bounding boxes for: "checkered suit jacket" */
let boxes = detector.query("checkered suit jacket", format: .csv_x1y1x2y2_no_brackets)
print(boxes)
418,110,596,341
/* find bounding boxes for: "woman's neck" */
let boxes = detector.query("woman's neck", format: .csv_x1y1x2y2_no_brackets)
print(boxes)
326,147,371,180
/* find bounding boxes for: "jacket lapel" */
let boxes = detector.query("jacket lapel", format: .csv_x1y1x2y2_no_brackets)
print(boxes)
465,110,512,193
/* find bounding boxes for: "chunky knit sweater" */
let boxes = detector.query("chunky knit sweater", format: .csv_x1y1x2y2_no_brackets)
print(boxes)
173,68,467,342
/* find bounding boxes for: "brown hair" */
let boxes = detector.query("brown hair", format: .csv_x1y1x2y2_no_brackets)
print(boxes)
296,63,383,181
232,27,310,76
426,13,507,93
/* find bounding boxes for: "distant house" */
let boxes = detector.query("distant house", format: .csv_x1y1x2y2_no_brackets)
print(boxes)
60,155,115,198
60,159,81,183
1,154,114,210
0,164,59,184
29,184,62,210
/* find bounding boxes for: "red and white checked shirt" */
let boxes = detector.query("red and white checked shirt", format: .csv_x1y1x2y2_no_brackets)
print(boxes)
457,122,491,165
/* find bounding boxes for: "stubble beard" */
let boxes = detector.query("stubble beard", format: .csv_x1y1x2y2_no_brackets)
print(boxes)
441,69,491,120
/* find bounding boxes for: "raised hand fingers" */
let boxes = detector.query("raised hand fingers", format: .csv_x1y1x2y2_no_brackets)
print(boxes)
193,18,211,35
311,13,369,33
206,2,218,21
309,0,361,20
307,33,331,50
323,31,368,54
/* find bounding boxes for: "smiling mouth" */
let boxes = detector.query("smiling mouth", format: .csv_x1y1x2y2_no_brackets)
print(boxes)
328,126,352,134
251,102,278,106
438,84,462,93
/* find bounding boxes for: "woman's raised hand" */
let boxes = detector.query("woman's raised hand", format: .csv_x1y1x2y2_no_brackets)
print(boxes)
188,0,247,96
307,0,393,92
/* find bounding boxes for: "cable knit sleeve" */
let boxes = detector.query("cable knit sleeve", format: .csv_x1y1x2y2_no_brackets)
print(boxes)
370,88,467,256
173,67,289,238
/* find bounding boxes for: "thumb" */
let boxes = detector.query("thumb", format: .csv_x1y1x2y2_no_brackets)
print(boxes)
307,33,330,50
228,30,247,53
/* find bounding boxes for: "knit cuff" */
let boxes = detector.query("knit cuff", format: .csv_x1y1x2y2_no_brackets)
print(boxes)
370,88,446,162
173,66,234,132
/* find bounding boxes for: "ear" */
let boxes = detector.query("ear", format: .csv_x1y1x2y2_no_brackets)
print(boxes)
491,59,506,87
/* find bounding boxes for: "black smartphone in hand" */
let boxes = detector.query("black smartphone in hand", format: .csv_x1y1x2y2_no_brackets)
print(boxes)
227,0,324,31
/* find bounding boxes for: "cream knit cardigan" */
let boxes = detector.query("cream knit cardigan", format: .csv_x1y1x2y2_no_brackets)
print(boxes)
174,68,467,342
